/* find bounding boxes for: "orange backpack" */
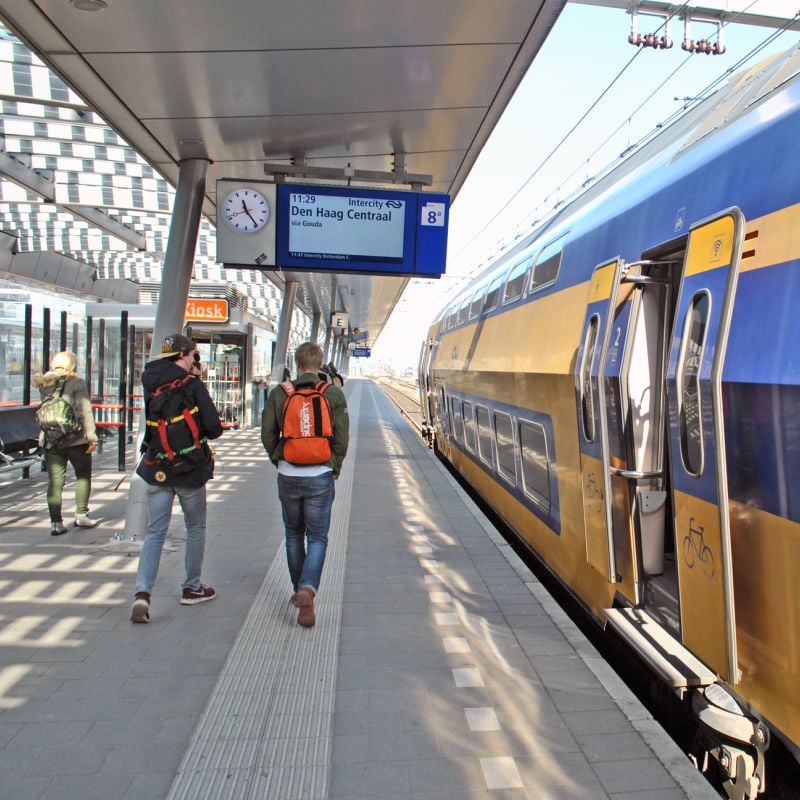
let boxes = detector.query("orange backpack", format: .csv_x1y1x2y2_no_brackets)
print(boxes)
279,380,333,465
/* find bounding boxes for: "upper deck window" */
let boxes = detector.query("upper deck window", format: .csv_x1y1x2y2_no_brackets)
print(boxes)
445,305,458,330
483,275,504,315
529,235,565,294
468,285,487,319
503,257,531,305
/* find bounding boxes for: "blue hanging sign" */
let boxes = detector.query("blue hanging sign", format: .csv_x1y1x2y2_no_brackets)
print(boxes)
218,180,449,276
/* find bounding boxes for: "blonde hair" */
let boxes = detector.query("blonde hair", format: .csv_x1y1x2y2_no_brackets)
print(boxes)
52,351,77,372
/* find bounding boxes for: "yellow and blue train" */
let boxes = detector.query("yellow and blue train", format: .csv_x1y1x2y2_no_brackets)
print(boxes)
419,45,800,799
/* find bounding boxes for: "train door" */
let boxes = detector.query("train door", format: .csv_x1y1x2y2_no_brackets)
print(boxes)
575,259,631,588
418,336,437,444
664,209,744,683
596,209,743,693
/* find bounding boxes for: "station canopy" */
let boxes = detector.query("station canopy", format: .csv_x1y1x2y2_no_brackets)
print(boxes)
0,0,567,350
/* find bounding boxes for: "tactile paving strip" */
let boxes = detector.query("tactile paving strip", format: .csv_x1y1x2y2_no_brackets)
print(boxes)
166,383,361,800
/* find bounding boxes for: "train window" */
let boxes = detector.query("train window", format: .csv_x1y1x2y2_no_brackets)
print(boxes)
457,299,470,325
529,235,565,293
468,285,486,319
462,400,476,453
450,396,463,443
579,315,600,442
483,275,504,314
520,420,550,510
476,405,493,466
494,411,517,485
677,291,709,476
446,305,459,330
502,257,531,305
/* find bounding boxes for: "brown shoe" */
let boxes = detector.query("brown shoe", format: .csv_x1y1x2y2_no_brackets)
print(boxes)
296,587,315,628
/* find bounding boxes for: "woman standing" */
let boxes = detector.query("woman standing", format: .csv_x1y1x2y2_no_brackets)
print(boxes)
33,351,99,535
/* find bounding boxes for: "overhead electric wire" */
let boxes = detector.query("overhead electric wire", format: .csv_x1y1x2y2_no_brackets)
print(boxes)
451,1,798,273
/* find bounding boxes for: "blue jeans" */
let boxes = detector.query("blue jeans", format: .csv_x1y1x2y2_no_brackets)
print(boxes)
135,484,207,594
278,471,335,594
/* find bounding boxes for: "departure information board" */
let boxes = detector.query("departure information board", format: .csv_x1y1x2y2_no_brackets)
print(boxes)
217,179,449,277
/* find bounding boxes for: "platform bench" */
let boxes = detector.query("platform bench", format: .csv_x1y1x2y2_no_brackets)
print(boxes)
0,405,43,478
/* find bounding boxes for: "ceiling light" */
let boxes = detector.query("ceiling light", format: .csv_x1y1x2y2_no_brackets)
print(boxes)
69,0,108,11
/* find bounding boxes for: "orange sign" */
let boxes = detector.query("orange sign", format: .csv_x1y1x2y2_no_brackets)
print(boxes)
185,298,229,323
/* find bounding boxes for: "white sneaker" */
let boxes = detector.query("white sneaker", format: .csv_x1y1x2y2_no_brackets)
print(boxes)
74,515,98,528
130,594,150,623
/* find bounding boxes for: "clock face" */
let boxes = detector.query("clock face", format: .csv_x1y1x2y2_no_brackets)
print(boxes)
222,187,270,233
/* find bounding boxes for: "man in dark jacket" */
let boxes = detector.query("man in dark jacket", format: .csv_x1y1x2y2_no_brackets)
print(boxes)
261,341,348,628
130,334,223,623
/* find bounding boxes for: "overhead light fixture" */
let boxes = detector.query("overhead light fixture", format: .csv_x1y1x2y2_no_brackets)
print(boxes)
69,0,108,11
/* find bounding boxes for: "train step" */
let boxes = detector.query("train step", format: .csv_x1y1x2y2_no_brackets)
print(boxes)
604,607,717,692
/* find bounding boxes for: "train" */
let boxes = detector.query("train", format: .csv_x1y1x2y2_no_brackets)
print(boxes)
418,43,800,800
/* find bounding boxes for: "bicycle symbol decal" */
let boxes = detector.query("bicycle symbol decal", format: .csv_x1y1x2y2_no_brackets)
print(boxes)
682,516,715,580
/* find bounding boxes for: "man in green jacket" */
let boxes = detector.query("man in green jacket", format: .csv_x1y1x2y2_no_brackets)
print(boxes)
261,342,349,627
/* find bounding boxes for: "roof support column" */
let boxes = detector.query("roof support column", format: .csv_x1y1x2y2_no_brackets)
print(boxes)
323,326,333,363
310,310,321,344
149,157,210,356
270,279,299,384
119,156,209,543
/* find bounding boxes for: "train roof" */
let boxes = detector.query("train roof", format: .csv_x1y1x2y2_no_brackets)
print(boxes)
435,42,800,325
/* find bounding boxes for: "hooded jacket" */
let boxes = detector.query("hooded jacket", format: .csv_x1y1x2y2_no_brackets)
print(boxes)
33,369,97,450
135,357,223,488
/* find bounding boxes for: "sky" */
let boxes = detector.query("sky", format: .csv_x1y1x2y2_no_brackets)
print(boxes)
368,1,799,372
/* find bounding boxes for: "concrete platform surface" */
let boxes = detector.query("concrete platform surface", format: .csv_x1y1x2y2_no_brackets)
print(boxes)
0,379,717,800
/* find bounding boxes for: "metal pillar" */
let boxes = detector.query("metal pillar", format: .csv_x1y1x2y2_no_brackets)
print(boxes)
269,279,299,386
42,307,50,370
310,310,321,344
323,325,333,363
119,157,210,543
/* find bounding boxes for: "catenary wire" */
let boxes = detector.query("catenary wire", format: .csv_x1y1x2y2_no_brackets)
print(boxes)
451,1,796,273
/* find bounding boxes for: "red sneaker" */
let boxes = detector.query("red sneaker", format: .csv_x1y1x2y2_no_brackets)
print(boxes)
180,584,216,605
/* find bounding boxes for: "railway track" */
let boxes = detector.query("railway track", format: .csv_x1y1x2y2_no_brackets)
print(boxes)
376,376,423,433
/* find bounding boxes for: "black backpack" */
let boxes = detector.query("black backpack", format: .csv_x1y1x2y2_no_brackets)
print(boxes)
36,378,83,446
142,374,209,478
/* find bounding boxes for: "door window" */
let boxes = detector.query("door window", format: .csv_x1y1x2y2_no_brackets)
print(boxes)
677,291,710,475
579,315,600,442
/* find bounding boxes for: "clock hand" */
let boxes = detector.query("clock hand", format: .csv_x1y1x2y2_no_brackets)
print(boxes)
246,210,258,226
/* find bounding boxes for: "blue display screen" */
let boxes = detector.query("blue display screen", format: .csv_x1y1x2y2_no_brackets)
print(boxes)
275,184,448,276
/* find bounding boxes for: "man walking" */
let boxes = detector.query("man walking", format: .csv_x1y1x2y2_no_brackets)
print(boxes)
130,334,223,623
261,342,349,627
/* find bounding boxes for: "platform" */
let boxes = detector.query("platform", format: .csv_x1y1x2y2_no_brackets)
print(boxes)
0,379,717,800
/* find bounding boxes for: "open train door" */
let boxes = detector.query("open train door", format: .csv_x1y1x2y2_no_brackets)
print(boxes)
665,209,744,683
574,259,631,585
